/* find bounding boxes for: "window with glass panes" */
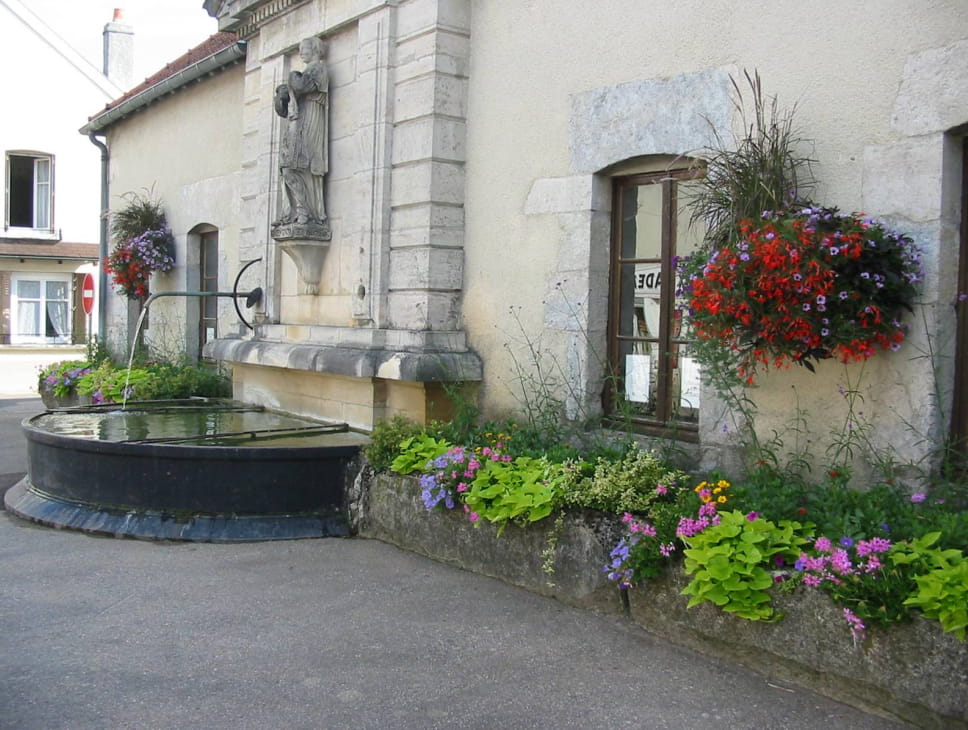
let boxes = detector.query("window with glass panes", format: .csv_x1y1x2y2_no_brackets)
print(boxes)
199,230,219,353
606,169,704,436
6,153,52,230
11,275,71,344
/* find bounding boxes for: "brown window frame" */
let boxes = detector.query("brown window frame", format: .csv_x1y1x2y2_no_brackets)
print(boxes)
198,230,219,356
950,139,968,459
605,168,702,440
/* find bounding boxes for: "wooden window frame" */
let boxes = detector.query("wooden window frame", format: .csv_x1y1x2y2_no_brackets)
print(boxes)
605,168,701,440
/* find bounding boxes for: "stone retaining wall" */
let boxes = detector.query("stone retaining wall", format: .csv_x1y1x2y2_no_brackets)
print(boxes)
353,471,968,729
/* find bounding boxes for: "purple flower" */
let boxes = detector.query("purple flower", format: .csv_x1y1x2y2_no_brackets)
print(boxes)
839,536,855,548
910,493,927,503
746,512,759,522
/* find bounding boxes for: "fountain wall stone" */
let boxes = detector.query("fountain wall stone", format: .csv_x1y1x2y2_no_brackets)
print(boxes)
202,0,480,430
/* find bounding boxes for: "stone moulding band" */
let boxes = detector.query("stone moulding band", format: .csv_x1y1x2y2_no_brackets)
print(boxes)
206,338,483,382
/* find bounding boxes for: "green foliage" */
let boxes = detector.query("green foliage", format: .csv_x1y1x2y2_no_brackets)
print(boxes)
86,337,112,367
682,511,809,620
427,382,481,446
824,559,919,630
462,456,568,533
689,69,814,249
70,359,229,404
732,474,968,551
38,360,92,397
77,363,159,403
143,361,231,400
365,415,425,471
111,189,167,244
893,532,968,640
562,448,689,514
390,434,453,475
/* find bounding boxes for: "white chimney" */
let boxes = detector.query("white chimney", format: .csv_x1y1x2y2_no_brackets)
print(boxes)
103,8,134,90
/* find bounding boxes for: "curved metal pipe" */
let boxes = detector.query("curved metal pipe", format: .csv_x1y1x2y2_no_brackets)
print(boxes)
141,257,263,331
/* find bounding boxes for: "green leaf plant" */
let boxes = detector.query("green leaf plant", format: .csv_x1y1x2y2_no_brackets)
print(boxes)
893,532,968,641
389,434,452,475
681,510,809,620
462,456,567,534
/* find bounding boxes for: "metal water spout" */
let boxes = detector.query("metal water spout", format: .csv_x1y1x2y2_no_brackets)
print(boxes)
123,259,263,408
141,258,263,331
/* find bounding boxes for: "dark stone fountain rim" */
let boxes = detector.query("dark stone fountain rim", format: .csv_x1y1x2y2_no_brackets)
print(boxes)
7,399,366,542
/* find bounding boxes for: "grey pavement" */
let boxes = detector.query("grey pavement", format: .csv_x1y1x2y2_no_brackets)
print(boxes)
0,398,909,730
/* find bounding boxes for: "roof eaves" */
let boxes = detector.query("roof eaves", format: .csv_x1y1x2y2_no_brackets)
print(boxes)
81,36,246,135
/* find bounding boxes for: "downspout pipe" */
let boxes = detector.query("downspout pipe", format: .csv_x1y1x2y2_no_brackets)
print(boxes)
87,131,110,344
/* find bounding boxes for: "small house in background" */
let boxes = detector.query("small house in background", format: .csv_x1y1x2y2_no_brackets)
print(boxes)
84,0,968,482
0,0,129,393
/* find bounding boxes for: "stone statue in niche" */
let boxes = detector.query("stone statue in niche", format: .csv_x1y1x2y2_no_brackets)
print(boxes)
272,36,332,294
272,36,331,239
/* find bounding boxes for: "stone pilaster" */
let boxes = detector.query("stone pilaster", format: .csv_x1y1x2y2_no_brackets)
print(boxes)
387,0,470,330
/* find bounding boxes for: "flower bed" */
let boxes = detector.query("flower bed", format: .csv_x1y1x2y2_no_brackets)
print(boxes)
353,471,968,729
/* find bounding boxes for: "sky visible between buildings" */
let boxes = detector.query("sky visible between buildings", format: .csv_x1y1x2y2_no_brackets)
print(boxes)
28,0,218,90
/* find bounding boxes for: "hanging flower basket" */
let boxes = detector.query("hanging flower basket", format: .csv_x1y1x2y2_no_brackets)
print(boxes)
106,227,175,300
683,205,923,383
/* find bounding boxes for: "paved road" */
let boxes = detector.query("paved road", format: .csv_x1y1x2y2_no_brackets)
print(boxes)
0,398,909,729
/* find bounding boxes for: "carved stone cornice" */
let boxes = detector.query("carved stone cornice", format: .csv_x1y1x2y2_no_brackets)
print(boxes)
206,0,313,37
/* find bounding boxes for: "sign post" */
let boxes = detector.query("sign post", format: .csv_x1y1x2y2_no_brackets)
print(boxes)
82,272,95,340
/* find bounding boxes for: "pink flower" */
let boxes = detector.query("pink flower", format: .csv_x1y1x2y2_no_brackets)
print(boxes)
813,536,833,553
829,549,854,575
843,608,866,642
655,484,669,495
456,482,468,492
468,512,480,523
746,512,759,522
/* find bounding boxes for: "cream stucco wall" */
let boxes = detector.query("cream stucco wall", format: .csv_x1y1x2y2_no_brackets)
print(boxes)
461,0,968,477
102,62,245,358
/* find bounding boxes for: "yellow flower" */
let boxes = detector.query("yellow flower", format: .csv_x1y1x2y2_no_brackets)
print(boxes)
717,480,730,489
694,481,708,493
701,495,713,503
717,495,727,504
713,487,722,494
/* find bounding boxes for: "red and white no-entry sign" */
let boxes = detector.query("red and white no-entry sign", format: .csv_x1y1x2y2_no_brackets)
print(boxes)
81,273,95,315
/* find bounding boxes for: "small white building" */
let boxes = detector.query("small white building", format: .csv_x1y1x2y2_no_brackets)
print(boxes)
0,0,128,393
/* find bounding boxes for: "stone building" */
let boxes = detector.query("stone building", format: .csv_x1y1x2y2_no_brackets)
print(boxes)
85,0,968,477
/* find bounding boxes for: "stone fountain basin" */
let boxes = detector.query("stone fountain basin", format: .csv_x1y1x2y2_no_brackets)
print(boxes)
5,400,368,542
